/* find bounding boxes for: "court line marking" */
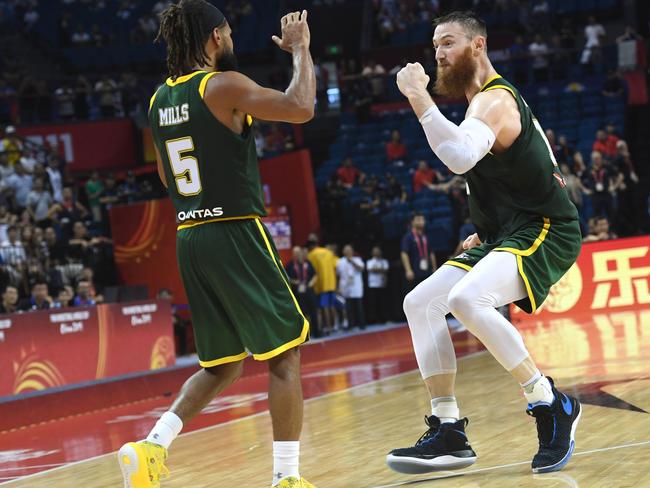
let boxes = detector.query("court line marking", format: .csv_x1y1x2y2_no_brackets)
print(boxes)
0,464,66,472
372,439,650,487
1,351,488,485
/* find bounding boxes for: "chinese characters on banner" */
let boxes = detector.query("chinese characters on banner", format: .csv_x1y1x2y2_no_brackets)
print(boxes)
511,236,650,319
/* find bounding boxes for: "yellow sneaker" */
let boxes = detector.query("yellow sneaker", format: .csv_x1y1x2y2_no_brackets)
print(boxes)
118,441,170,488
274,477,316,488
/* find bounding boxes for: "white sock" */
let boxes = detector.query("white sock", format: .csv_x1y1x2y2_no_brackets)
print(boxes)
146,411,183,449
431,396,459,424
272,441,300,486
522,374,554,405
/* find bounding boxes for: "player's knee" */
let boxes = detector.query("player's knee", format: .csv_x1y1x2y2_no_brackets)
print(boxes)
268,347,300,380
447,284,473,318
204,360,243,385
403,288,425,317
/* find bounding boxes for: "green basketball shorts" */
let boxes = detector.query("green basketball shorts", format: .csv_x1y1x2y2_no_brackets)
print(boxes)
445,217,582,314
176,218,309,367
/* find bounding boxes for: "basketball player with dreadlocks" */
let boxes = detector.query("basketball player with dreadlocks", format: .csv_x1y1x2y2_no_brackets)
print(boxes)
385,11,582,476
117,2,316,487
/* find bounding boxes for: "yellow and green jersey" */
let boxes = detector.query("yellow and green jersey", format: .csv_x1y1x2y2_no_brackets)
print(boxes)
466,75,579,244
149,70,266,229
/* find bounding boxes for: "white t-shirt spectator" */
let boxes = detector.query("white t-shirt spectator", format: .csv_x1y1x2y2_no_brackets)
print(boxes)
27,189,53,222
55,87,76,118
585,23,605,48
5,173,33,207
20,153,37,173
0,240,26,266
336,257,365,299
366,257,389,289
529,41,549,68
47,166,64,202
71,29,91,45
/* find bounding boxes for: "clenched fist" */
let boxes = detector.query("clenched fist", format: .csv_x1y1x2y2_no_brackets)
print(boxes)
462,233,481,250
396,62,430,99
272,10,310,52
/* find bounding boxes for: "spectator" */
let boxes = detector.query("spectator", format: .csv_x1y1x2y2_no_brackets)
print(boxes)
336,157,365,189
67,221,110,266
74,75,91,119
365,245,389,325
52,286,73,309
264,123,290,155
19,148,38,174
76,266,102,302
413,160,445,193
556,135,575,164
48,187,90,238
23,5,39,32
616,26,642,44
508,35,528,84
0,205,15,242
544,129,557,156
560,163,587,213
592,130,617,159
118,170,139,204
584,151,613,218
385,129,408,164
401,212,436,291
285,246,318,335
583,216,617,242
384,173,408,205
85,171,104,222
44,226,66,266
72,279,96,306
0,152,14,182
46,156,64,203
306,233,338,335
572,150,587,179
336,244,365,330
4,163,33,209
94,76,118,118
602,70,625,98
71,23,91,45
0,285,19,314
581,15,605,65
2,126,23,167
54,82,76,120
19,280,51,311
529,34,550,82
2,225,27,277
26,177,54,226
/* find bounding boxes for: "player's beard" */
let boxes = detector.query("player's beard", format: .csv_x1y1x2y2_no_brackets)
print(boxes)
434,46,477,99
216,47,239,72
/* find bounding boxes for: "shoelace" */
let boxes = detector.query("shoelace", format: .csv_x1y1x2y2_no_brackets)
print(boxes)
415,415,443,447
527,408,555,448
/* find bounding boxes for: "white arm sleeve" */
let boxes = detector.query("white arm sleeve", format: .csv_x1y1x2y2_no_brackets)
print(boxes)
418,104,496,175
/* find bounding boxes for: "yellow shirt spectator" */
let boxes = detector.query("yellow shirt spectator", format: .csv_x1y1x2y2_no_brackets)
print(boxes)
308,246,338,294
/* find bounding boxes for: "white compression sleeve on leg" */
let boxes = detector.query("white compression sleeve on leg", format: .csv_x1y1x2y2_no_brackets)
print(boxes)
403,264,467,378
419,105,496,175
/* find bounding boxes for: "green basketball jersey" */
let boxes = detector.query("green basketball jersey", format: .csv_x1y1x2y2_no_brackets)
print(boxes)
466,75,578,243
149,70,266,228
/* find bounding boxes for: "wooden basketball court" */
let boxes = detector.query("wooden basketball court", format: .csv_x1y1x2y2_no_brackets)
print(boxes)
4,308,649,488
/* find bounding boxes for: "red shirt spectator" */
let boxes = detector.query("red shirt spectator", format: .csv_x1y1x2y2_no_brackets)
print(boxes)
413,160,436,193
592,129,617,158
336,157,364,188
386,129,407,162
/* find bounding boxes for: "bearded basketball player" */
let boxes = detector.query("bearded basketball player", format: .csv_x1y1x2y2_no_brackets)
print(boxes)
386,11,582,475
117,1,316,487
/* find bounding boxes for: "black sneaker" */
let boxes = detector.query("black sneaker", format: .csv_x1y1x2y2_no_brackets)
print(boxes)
386,415,477,474
527,377,581,473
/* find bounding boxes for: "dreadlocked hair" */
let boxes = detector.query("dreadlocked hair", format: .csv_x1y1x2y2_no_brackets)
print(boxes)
155,0,218,80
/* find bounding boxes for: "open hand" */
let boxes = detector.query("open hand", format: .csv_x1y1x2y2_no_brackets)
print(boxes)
272,10,310,52
396,62,430,98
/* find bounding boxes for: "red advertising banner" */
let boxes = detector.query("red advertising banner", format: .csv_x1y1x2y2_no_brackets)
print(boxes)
512,236,650,320
16,119,136,172
0,300,174,397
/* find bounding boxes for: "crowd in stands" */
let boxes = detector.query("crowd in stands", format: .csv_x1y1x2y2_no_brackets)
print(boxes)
0,126,165,314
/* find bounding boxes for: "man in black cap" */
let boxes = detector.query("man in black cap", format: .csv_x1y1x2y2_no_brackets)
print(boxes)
118,1,316,487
